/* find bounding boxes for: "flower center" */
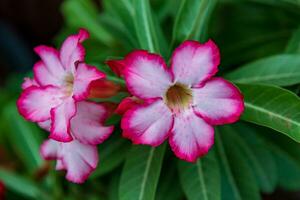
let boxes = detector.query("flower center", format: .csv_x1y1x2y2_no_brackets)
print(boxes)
64,73,74,96
164,83,192,112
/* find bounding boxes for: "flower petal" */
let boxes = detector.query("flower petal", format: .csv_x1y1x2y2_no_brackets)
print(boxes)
60,140,98,184
170,40,220,86
60,29,89,72
21,77,39,89
34,45,66,85
40,139,60,160
40,139,98,183
56,159,65,170
169,110,214,162
72,63,106,101
50,97,76,142
121,99,173,146
106,59,126,77
193,78,244,125
17,86,63,122
33,61,64,86
71,101,114,145
115,97,141,115
38,120,51,131
123,50,172,99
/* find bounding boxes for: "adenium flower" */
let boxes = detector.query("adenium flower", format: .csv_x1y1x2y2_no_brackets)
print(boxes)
40,101,114,183
108,40,244,162
17,29,106,142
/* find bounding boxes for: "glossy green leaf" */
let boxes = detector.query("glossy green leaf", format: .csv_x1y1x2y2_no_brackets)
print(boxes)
109,172,121,200
119,144,166,200
172,0,217,43
132,0,160,52
226,55,300,86
255,126,300,190
102,0,136,41
62,0,113,45
257,133,300,190
238,83,300,142
155,162,183,200
3,103,43,172
0,168,42,199
225,124,277,193
285,27,300,54
216,129,260,200
178,148,220,200
91,135,130,178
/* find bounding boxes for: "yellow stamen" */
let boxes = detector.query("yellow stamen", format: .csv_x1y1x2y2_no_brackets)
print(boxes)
64,73,74,96
164,83,192,112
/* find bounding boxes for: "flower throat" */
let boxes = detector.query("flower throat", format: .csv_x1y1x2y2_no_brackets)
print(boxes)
165,83,192,112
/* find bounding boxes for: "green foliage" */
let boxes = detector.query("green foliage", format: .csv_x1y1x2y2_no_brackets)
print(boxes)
178,148,220,200
226,55,300,86
238,83,300,142
172,0,217,43
216,129,261,200
3,0,300,199
119,144,166,200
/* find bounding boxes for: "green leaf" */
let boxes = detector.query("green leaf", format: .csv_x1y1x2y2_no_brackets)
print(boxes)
178,148,220,200
216,129,260,200
226,55,300,86
254,126,300,190
91,135,130,178
3,103,43,172
109,172,121,200
273,148,300,190
62,0,113,45
103,0,136,42
172,0,217,43
238,83,300,142
132,0,160,52
285,27,300,54
225,124,277,193
119,144,166,200
0,168,42,199
156,162,184,200
255,131,300,191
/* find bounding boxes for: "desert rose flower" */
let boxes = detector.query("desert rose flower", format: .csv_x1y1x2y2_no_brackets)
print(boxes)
17,29,106,142
40,101,114,183
107,40,244,162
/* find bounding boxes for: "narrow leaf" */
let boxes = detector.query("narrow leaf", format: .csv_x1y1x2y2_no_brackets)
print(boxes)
285,26,300,54
238,83,300,142
225,124,277,193
216,129,260,200
91,136,130,178
119,144,166,200
0,168,41,199
132,0,160,52
172,0,217,43
254,126,300,190
3,103,43,172
226,55,300,86
178,148,220,200
62,0,113,45
156,163,184,200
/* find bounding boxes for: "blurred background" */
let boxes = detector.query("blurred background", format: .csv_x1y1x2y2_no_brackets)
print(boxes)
1,0,300,199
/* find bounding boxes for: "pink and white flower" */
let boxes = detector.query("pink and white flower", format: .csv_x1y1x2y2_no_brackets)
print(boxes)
107,40,244,162
40,101,114,183
41,139,98,184
17,29,105,142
